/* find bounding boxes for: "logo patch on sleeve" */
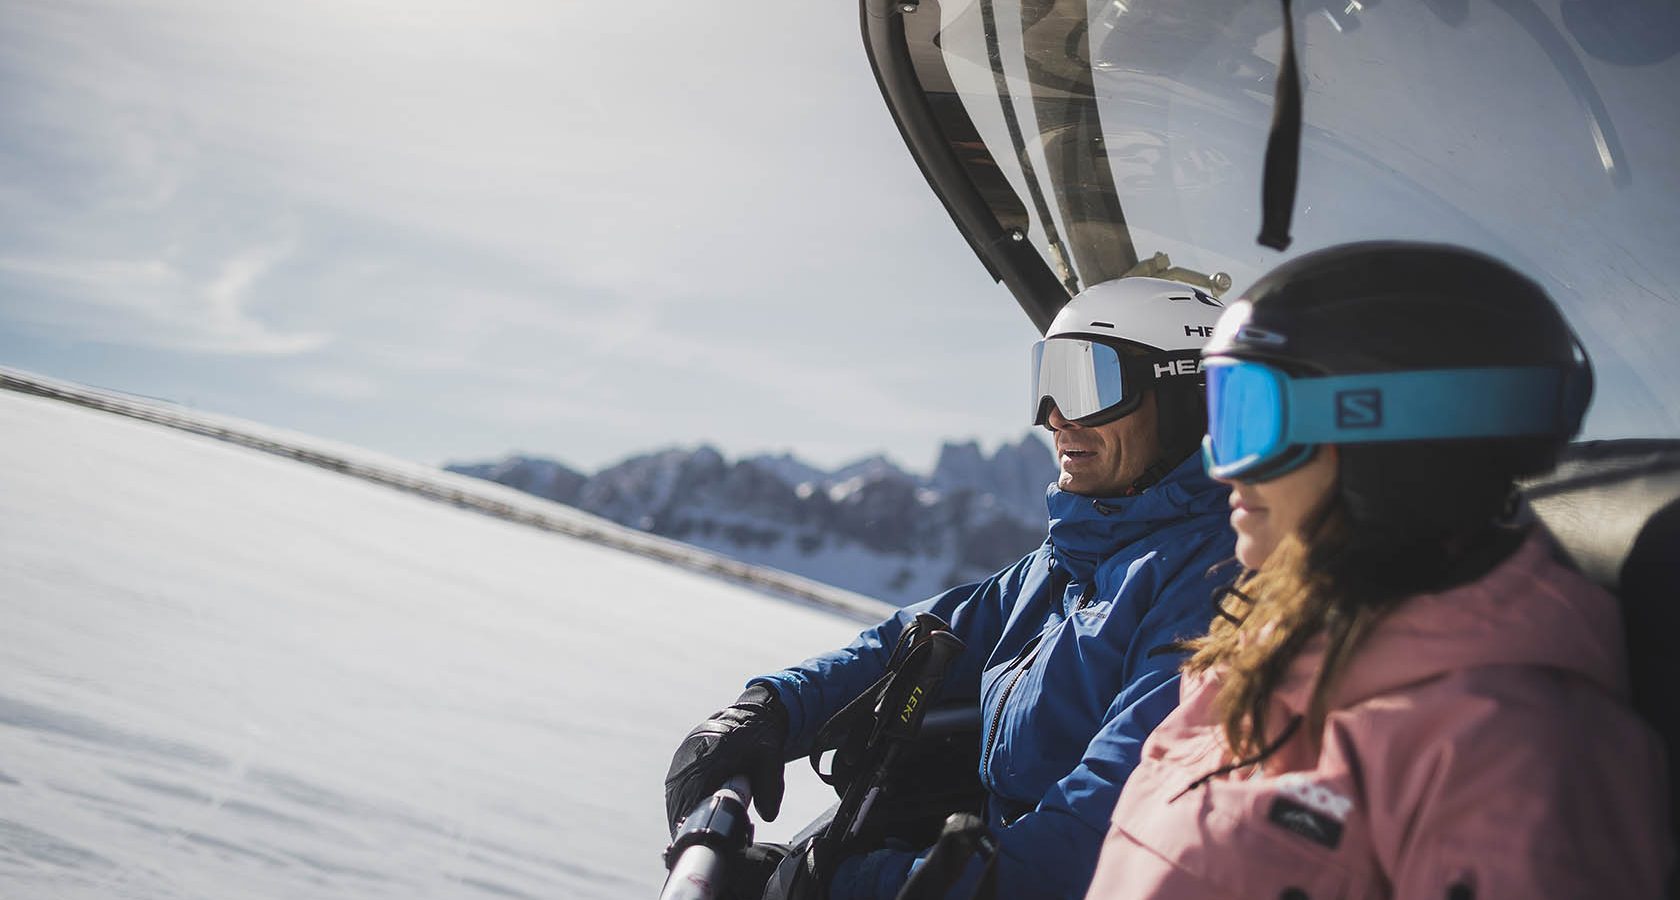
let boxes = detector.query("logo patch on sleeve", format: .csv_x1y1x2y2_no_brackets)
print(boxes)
1267,797,1344,849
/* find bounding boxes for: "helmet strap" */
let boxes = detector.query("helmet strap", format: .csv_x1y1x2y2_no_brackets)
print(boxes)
1149,380,1209,485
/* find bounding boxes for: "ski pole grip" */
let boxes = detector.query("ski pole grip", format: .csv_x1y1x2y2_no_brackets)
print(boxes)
663,776,755,869
876,630,966,743
894,813,992,900
660,777,755,900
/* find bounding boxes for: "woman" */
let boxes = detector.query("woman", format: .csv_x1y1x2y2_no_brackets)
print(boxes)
1085,242,1672,898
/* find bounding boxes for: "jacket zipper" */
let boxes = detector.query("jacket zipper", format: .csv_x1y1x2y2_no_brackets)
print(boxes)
982,584,1093,789
1069,582,1095,615
981,640,1039,790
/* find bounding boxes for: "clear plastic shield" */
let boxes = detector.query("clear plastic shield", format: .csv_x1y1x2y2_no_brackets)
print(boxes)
892,0,1679,439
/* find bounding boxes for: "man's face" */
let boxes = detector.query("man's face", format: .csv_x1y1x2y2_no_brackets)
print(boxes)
1045,392,1161,496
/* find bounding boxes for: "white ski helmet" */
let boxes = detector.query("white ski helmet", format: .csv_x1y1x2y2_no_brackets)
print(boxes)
1031,276,1226,428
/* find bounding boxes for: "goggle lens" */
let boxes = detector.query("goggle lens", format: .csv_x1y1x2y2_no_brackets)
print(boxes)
1204,359,1287,476
1031,338,1129,423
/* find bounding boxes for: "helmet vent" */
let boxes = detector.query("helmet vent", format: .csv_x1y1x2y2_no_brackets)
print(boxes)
1089,321,1115,329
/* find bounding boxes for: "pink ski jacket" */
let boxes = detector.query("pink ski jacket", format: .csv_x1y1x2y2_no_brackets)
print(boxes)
1086,530,1672,899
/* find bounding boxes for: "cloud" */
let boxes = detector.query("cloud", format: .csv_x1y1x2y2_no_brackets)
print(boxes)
282,368,382,402
0,0,1040,470
0,243,330,357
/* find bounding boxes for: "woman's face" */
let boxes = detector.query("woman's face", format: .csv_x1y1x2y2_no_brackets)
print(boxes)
1217,446,1340,570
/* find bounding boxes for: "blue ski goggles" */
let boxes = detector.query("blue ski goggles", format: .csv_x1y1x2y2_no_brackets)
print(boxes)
1031,337,1201,426
1202,357,1589,482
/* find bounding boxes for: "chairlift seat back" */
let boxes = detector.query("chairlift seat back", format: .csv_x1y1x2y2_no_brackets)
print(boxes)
1523,438,1680,870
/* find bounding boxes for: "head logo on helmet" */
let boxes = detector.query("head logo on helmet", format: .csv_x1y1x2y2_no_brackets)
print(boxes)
1154,358,1205,378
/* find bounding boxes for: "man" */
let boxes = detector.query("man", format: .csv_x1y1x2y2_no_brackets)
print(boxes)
666,277,1236,900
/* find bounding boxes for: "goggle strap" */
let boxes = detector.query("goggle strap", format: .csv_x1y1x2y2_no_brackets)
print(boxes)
1130,348,1205,383
1285,367,1572,444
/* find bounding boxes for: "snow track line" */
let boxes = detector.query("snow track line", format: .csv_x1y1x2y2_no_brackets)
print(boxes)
0,368,895,624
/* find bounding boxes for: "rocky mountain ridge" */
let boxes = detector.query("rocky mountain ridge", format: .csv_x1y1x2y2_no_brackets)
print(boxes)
446,434,1058,604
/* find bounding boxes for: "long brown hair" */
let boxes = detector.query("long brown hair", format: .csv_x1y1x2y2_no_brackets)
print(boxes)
1183,507,1405,758
1185,441,1529,760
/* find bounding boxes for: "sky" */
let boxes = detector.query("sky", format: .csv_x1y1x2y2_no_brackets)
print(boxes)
5,1,1676,478
0,0,1043,474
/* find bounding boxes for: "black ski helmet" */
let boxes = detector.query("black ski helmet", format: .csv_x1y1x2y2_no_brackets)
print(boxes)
1209,241,1592,544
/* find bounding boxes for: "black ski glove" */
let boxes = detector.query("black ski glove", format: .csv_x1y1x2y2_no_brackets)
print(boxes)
665,683,789,837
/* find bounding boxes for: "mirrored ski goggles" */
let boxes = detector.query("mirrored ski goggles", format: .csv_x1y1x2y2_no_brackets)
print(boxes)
1031,338,1201,426
1202,357,1588,482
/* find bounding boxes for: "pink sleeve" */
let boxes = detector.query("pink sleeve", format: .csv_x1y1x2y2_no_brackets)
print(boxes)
1355,671,1672,898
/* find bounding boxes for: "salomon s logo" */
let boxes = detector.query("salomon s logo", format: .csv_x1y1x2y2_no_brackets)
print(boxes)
1336,389,1383,428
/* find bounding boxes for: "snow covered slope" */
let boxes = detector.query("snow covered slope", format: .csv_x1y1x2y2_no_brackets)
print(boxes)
0,365,892,622
0,388,879,899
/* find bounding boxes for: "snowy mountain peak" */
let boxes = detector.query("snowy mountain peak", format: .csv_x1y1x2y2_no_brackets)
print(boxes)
828,453,911,486
930,440,987,491
446,455,587,506
745,451,830,491
930,434,1055,522
446,434,1058,604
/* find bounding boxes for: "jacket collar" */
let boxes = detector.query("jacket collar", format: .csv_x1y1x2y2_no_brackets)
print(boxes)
1045,454,1230,584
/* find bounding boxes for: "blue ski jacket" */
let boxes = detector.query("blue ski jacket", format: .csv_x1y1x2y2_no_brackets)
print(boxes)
754,454,1235,900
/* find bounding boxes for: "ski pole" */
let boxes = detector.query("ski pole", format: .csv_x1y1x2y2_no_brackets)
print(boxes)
894,813,994,900
660,775,754,900
807,615,966,878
